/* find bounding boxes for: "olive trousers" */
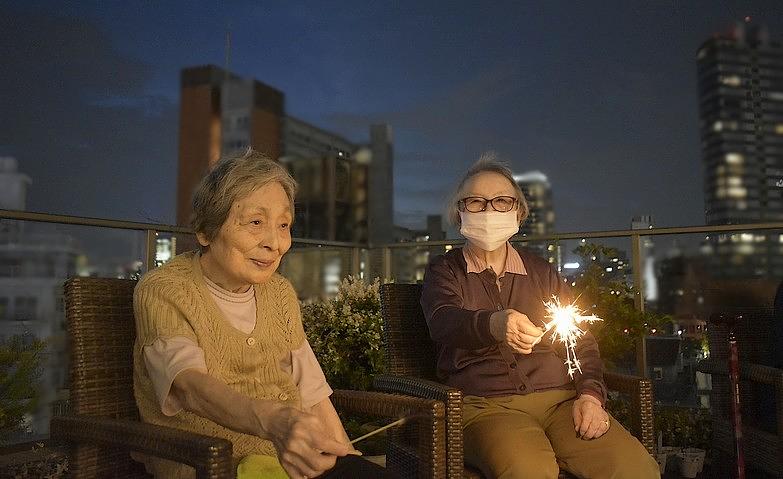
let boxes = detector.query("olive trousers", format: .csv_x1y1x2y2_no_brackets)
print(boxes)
462,389,660,479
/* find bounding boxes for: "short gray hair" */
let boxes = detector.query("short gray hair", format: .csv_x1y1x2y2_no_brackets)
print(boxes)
191,149,297,242
446,152,529,226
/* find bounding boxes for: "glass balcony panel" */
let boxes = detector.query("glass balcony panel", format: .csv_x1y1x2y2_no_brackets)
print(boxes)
0,219,147,445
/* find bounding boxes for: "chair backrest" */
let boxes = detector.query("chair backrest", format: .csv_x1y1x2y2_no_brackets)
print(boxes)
380,283,438,380
65,277,139,419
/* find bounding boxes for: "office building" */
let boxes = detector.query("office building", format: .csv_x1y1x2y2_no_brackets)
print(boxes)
177,65,393,247
697,22,783,277
513,171,558,266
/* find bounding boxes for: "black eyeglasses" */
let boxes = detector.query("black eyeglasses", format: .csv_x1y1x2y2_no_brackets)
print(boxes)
457,196,518,213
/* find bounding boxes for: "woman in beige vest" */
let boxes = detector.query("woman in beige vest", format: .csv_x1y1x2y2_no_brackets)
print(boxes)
133,150,390,478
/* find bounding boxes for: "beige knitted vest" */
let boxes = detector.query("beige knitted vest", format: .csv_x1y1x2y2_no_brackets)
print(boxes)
132,251,304,477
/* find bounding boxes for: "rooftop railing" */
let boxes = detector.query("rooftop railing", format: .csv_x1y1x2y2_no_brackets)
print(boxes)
1,208,782,449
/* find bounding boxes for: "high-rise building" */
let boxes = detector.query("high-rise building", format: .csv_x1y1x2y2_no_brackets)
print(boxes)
697,22,783,277
177,65,394,248
513,171,558,266
177,66,284,226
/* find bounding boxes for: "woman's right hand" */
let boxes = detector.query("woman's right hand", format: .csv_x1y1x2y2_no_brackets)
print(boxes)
260,404,354,479
489,309,543,354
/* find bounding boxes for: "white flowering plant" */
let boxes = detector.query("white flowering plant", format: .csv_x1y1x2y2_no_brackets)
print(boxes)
301,276,385,391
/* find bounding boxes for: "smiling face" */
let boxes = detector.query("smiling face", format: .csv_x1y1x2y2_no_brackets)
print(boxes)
197,182,293,292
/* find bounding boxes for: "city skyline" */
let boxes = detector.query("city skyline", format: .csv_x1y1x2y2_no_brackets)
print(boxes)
2,1,782,235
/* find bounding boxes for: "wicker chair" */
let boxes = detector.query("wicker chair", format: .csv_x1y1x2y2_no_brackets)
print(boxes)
51,277,446,478
697,306,783,477
373,283,655,479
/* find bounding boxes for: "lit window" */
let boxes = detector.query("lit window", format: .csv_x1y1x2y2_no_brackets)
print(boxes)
740,233,754,242
697,48,706,60
770,92,783,101
720,75,741,87
727,177,742,186
725,153,743,164
713,121,723,132
776,124,783,135
605,267,613,272
727,187,746,198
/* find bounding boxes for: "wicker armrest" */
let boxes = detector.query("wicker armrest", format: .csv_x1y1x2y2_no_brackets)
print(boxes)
373,374,462,404
51,415,233,478
697,359,783,386
372,375,466,479
604,371,655,454
332,389,446,479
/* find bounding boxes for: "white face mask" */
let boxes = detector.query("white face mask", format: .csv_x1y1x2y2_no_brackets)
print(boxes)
459,210,519,251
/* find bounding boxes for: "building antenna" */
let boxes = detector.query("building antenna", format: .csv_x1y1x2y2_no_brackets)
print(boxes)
224,29,232,75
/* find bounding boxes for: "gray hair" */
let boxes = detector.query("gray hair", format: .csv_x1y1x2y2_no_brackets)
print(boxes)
446,152,529,226
191,149,297,242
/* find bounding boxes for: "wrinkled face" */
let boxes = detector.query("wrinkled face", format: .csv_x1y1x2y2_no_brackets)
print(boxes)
197,182,293,292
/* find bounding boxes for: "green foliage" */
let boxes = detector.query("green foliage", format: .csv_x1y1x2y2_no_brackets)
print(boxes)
0,334,44,441
301,276,385,391
571,243,671,366
655,406,712,449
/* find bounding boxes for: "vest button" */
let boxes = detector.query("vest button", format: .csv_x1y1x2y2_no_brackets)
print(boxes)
509,363,517,369
246,337,256,346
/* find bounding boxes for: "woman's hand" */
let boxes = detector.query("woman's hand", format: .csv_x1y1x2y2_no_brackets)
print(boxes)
261,404,354,479
572,394,610,440
489,309,543,354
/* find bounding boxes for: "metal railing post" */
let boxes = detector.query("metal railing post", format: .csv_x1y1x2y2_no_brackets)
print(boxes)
382,247,392,281
145,229,158,272
631,233,648,377
351,247,361,277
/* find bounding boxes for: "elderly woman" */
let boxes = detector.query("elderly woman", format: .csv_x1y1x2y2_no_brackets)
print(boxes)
420,156,659,479
133,151,388,478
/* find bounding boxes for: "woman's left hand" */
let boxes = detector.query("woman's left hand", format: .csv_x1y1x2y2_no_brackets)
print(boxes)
572,394,610,440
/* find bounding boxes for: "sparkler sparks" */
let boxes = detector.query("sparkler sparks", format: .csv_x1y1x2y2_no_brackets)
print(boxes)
542,297,603,378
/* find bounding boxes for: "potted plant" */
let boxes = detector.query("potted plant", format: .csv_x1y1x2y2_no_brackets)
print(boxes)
0,333,44,444
301,276,387,454
654,406,711,477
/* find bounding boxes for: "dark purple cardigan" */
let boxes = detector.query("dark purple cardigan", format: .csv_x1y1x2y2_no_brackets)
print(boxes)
420,247,606,403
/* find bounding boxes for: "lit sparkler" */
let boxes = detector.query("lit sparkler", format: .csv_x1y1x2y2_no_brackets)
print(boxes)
542,297,603,378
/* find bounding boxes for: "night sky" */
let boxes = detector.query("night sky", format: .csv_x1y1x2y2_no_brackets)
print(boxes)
2,1,782,235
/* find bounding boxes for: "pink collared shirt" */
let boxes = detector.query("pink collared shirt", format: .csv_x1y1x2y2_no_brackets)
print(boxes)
462,242,527,281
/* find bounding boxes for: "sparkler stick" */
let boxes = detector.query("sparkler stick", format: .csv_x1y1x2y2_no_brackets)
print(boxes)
542,297,603,378
349,416,409,445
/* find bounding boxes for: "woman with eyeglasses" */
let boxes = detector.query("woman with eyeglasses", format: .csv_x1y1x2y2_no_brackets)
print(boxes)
420,155,659,478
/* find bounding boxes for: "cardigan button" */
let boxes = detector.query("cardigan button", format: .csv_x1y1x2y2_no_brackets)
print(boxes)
246,337,256,346
509,363,517,369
